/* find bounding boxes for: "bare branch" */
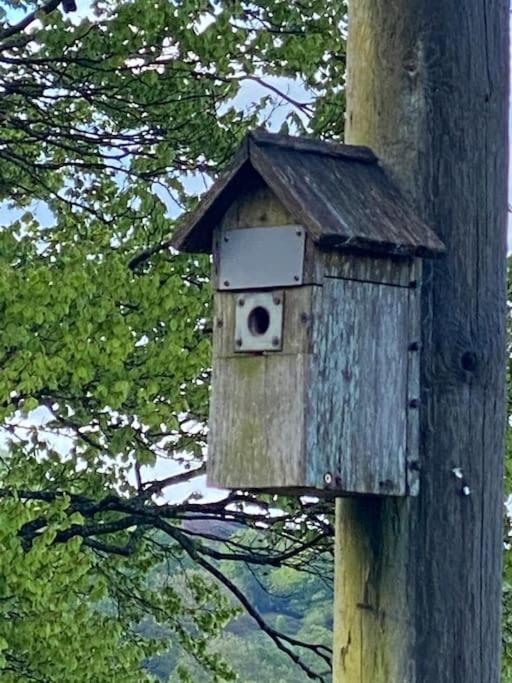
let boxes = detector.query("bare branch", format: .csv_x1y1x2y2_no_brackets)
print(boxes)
142,464,207,495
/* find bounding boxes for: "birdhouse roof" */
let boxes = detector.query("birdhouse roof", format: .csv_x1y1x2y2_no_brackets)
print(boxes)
172,131,445,257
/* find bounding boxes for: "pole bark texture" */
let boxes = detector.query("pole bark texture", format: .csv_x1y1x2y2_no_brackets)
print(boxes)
333,2,509,682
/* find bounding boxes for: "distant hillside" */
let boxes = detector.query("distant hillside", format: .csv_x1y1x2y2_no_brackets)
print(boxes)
143,521,333,682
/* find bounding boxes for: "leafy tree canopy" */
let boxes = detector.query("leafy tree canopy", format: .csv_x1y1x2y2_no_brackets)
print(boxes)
0,0,345,680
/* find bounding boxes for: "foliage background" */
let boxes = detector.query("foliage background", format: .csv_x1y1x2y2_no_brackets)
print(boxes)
0,1,343,680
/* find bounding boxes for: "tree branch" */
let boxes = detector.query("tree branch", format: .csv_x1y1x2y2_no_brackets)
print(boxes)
162,527,331,681
0,0,62,44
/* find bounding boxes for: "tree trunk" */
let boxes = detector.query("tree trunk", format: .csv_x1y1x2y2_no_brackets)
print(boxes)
333,2,509,681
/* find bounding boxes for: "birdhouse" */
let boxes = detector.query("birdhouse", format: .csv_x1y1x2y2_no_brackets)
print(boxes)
173,131,444,496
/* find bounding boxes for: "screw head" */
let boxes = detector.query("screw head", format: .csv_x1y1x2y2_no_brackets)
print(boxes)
235,338,242,348
379,479,394,490
408,341,420,352
272,336,280,347
409,280,417,289
223,236,229,242
294,275,300,282
217,318,223,328
300,312,309,324
296,230,302,236
324,472,333,486
238,298,245,307
223,280,230,287
273,296,281,305
409,398,420,408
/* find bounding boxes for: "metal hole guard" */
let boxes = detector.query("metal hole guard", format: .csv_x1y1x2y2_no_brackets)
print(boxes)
234,291,284,352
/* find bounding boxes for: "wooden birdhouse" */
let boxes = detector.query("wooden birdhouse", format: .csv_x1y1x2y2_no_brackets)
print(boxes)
173,131,444,496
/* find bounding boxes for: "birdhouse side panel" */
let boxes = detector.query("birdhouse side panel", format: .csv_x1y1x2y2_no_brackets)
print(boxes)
307,277,413,495
306,248,414,287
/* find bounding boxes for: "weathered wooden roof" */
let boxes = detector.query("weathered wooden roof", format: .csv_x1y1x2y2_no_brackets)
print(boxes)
172,131,445,257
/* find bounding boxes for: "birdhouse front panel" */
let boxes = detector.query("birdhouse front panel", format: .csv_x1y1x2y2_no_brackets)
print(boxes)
209,284,320,490
172,131,444,497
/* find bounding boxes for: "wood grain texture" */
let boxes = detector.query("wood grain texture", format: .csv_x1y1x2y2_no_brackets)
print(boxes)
207,354,308,489
308,278,411,496
333,1,509,681
219,180,295,231
250,143,444,256
317,251,415,287
173,131,444,256
249,129,377,163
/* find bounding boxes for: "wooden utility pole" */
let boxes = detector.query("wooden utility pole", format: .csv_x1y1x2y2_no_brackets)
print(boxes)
333,2,509,682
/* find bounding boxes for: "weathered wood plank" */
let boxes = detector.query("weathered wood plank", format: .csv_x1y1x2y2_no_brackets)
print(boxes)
207,354,308,489
321,253,414,287
305,246,415,287
219,181,295,230
208,356,266,488
308,278,410,495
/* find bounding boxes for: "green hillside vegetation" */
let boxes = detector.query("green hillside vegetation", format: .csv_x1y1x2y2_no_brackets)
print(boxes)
142,526,333,682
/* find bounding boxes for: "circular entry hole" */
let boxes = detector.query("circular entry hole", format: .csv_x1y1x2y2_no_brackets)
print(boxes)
247,306,270,336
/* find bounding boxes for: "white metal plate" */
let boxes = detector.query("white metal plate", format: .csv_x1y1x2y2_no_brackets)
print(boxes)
234,291,284,352
218,225,305,290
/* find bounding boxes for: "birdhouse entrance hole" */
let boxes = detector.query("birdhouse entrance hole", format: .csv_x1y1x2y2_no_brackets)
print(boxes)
248,306,270,336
